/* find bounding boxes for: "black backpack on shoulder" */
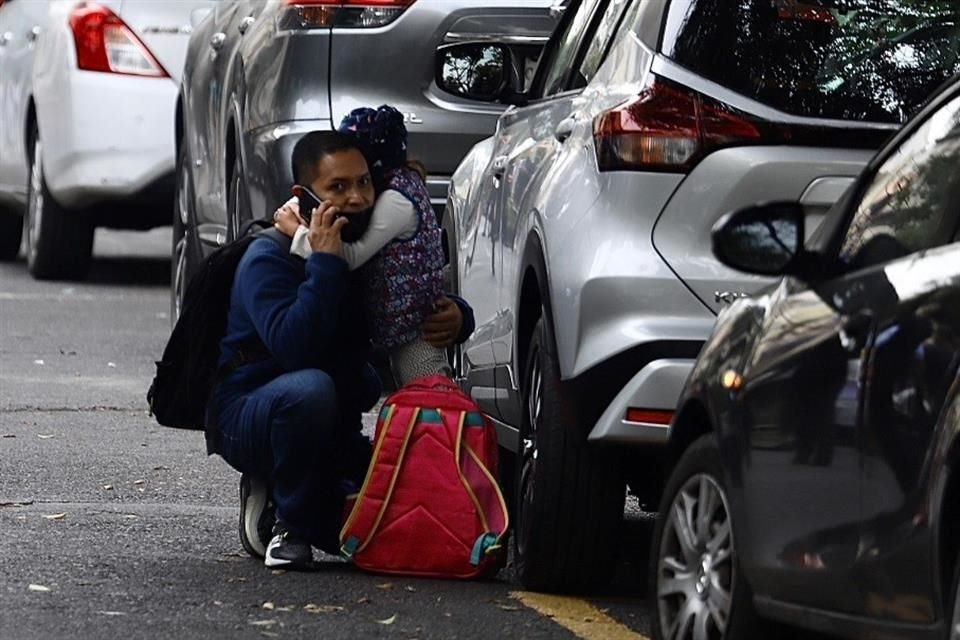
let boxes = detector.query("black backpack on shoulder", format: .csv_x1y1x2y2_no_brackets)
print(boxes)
147,223,292,430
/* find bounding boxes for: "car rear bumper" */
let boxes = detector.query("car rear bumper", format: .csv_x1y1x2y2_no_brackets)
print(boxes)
37,71,178,210
587,358,696,446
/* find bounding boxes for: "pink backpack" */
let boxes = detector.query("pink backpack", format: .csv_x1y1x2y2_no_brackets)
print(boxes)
340,375,509,578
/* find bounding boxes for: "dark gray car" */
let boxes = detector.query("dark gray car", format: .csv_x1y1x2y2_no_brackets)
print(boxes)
173,0,560,315
655,72,960,640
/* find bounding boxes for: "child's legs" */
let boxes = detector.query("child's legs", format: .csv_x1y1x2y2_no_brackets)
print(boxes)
388,339,452,386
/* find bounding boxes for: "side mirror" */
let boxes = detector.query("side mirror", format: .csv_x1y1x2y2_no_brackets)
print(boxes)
712,202,806,277
435,42,517,103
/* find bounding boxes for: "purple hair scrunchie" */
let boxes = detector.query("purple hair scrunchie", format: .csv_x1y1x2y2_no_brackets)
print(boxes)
338,104,409,171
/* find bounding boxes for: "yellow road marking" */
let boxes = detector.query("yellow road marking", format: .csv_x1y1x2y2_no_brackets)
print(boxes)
510,591,650,640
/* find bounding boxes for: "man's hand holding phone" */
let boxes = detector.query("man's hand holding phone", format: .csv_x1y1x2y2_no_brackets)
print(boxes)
307,200,347,257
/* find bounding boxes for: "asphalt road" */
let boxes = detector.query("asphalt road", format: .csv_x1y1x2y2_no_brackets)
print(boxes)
0,229,658,640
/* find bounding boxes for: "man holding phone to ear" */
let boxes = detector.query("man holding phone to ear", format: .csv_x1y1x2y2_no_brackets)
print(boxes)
208,131,474,571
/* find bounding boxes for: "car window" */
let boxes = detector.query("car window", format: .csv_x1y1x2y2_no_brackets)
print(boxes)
571,0,631,90
839,93,960,267
662,0,960,125
537,0,605,98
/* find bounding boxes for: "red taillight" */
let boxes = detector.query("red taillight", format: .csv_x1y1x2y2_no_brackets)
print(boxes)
593,77,763,173
69,2,167,77
280,0,415,29
625,408,674,425
774,0,835,23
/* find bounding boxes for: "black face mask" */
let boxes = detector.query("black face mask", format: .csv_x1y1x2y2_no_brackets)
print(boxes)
340,208,374,244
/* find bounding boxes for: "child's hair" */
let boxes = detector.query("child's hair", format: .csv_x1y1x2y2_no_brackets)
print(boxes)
338,105,427,185
291,130,360,185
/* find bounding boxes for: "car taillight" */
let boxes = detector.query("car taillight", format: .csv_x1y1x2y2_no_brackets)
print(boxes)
279,0,415,30
69,2,168,77
593,77,763,173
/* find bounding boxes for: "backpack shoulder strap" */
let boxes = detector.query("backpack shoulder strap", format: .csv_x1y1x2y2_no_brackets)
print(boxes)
340,402,421,557
445,409,510,566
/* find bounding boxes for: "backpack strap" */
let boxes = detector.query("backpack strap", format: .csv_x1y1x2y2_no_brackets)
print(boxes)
340,403,421,558
446,409,510,566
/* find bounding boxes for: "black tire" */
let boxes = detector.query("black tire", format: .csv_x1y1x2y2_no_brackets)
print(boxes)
0,205,23,261
25,125,94,280
170,146,201,324
513,316,625,592
947,549,960,640
651,434,760,640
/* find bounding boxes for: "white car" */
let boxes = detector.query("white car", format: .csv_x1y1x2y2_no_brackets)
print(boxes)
0,0,215,279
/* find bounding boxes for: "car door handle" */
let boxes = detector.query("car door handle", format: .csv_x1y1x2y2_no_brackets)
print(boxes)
238,16,255,34
492,155,508,177
0,32,13,47
26,26,40,43
839,312,872,353
210,32,226,51
555,116,577,143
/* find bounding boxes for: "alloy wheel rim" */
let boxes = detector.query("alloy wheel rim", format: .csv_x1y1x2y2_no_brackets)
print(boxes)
657,473,734,640
27,137,44,263
951,580,960,640
517,346,542,557
172,162,191,321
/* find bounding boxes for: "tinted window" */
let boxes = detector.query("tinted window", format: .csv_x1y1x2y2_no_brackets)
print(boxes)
840,94,960,265
573,0,632,89
662,1,960,124
538,0,604,97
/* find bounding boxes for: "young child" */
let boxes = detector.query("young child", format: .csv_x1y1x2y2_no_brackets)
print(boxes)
275,105,451,386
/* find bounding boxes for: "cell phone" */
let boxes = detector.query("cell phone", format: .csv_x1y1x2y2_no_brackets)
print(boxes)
293,185,323,224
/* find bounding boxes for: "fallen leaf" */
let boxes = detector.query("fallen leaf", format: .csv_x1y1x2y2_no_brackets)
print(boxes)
304,604,345,614
107,362,117,368
275,606,294,612
497,605,521,612
133,480,145,485
97,611,126,616
37,434,54,439
43,513,67,520
213,601,223,606
356,597,370,604
102,485,113,491
405,585,416,592
248,620,277,627
375,582,394,590
376,614,397,625
28,584,50,592
262,602,275,611
34,360,44,366
271,570,286,576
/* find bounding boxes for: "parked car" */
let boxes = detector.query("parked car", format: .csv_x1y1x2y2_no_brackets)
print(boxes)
439,0,960,592
172,0,561,319
653,72,960,639
0,0,217,279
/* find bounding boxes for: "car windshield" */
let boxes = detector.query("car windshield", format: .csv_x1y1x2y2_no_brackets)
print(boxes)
662,1,960,124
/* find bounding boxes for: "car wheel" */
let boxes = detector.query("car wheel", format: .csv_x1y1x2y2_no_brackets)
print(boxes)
25,126,94,280
170,146,201,324
651,434,758,640
947,549,960,640
226,148,249,241
0,205,23,261
514,316,625,592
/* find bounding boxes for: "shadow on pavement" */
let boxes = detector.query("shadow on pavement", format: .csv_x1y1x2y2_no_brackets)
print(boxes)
85,256,171,287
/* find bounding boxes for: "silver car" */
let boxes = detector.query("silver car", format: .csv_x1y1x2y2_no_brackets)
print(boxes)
173,0,561,316
439,0,959,592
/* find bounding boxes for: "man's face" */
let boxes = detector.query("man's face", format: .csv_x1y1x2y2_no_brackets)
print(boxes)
308,149,375,214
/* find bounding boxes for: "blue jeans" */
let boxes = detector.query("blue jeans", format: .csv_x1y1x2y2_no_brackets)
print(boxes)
213,365,378,550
